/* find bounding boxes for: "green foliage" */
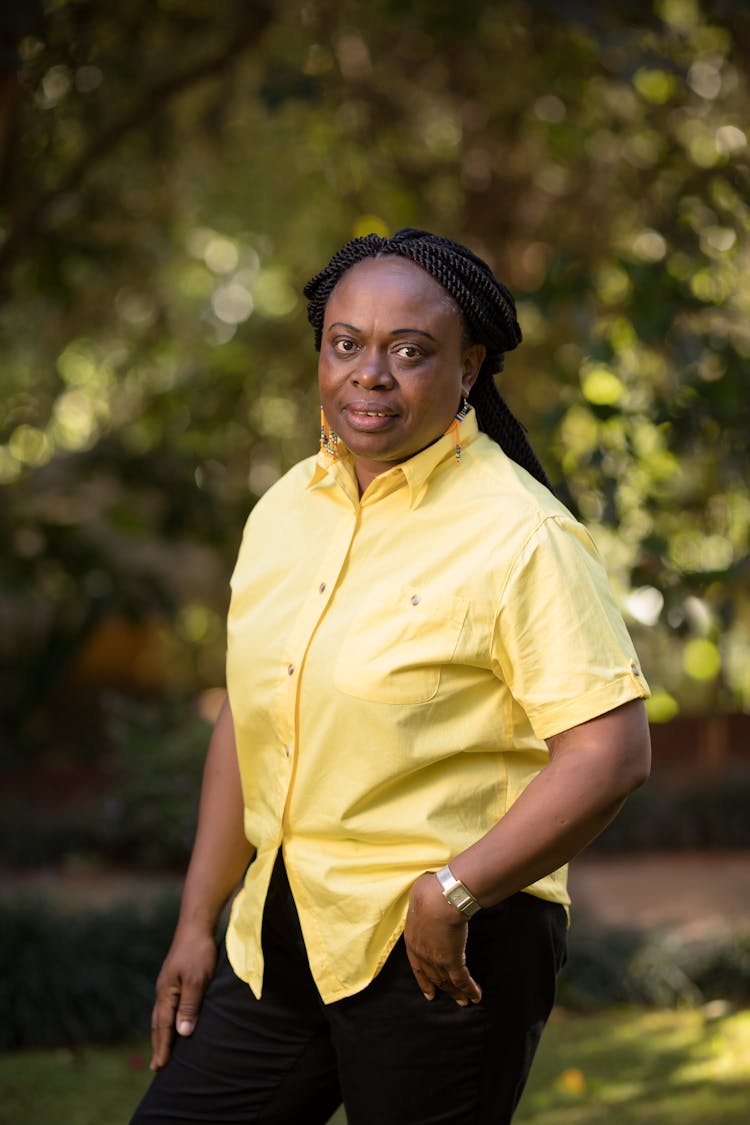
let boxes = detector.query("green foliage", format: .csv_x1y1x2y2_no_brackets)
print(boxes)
559,922,750,1012
558,925,700,1010
684,929,750,1001
0,695,210,867
0,895,182,1049
1,0,749,765
100,694,210,866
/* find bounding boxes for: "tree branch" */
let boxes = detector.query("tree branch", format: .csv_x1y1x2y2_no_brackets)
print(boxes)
0,6,273,284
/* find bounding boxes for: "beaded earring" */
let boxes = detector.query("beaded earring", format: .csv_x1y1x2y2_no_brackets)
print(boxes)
320,406,339,459
446,396,470,463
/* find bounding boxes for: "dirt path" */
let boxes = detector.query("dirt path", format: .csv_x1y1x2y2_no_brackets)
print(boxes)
569,850,750,939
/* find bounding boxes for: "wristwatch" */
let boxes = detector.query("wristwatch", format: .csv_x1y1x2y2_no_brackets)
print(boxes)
435,865,482,918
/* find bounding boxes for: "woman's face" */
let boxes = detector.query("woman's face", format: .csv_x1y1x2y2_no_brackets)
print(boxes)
318,257,485,493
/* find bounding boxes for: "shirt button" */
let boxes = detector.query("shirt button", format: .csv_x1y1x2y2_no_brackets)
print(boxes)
410,594,421,606
287,663,295,675
319,582,326,594
630,661,640,677
284,744,290,757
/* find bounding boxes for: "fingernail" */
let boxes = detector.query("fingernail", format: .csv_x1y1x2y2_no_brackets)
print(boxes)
177,1020,192,1036
422,992,433,1001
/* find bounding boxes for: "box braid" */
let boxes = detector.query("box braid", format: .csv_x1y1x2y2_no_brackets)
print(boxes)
304,228,551,489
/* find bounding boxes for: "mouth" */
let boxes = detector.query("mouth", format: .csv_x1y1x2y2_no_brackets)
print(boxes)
342,403,399,431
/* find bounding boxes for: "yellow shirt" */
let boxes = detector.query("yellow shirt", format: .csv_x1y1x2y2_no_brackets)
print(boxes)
225,411,649,1003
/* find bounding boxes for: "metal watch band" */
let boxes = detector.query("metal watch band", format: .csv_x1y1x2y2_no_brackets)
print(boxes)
435,865,482,918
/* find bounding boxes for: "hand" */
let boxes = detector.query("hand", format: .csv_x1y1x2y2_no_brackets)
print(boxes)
404,872,482,1007
149,927,217,1070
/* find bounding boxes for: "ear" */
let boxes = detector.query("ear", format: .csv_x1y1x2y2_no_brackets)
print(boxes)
461,344,485,396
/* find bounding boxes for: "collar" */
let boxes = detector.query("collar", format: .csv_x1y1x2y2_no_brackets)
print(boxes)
306,409,480,510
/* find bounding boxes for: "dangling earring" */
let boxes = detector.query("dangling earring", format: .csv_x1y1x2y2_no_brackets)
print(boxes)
320,406,339,459
446,396,470,464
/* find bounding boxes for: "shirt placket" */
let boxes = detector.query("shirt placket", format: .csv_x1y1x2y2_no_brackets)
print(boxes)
272,506,359,817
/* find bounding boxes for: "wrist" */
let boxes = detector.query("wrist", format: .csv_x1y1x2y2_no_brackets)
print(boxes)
175,899,225,937
435,865,482,919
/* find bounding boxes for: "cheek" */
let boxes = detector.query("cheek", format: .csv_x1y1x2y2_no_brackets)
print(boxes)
318,353,343,386
317,360,333,394
318,366,344,416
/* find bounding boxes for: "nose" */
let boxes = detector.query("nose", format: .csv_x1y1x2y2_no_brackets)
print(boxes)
352,349,395,388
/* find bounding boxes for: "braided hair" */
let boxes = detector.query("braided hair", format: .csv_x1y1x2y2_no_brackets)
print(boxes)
304,228,551,489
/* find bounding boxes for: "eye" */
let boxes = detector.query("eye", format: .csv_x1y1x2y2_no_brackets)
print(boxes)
394,343,423,360
332,337,359,356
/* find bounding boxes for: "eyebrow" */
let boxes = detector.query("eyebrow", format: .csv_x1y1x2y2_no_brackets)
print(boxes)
327,321,438,342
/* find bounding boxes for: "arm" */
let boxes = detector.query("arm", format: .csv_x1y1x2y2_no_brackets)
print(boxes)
404,698,651,1006
150,696,255,1070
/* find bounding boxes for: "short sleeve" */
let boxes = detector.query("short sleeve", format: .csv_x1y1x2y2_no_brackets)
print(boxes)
492,515,649,740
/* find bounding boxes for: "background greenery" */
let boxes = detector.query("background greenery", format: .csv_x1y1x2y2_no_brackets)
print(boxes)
1,0,749,778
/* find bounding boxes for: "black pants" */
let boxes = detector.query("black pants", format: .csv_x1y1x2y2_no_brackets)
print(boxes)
131,859,566,1125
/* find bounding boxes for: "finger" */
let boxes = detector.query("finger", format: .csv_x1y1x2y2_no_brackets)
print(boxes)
173,971,209,1037
415,967,476,1008
445,967,481,1003
422,960,482,1007
150,1025,175,1071
434,978,470,1007
150,990,179,1071
406,951,438,1001
446,964,482,1004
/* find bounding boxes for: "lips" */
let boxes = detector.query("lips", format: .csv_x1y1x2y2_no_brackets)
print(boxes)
342,402,399,431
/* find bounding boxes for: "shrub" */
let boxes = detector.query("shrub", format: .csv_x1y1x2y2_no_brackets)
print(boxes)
2,892,749,1048
0,694,210,870
0,895,182,1049
558,922,750,1012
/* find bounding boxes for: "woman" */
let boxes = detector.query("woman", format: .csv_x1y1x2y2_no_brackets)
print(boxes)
132,229,651,1125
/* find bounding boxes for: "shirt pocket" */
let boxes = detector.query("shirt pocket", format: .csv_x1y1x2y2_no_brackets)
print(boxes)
333,585,469,705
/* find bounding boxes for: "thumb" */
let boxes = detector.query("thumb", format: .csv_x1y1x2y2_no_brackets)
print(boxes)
175,989,203,1037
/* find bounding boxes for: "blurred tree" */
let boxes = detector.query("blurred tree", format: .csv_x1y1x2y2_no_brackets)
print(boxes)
0,0,748,761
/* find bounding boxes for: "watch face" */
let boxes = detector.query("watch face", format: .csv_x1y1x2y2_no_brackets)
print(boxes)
437,868,480,916
447,886,470,910
444,882,481,917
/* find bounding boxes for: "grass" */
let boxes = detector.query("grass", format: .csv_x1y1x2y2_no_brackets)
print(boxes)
515,1006,750,1123
1,1007,748,1124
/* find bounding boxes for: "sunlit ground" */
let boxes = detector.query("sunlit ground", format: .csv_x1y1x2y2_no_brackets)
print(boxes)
515,1007,750,1123
1,1008,747,1125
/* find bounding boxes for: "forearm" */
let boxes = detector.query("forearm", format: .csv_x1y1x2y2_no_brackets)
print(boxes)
451,699,651,907
175,697,255,934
